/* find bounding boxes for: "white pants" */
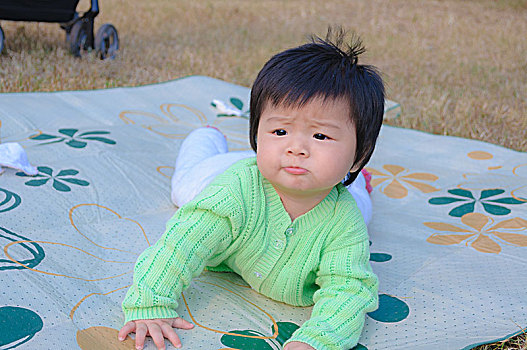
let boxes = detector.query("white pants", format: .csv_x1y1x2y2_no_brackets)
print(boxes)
171,128,372,225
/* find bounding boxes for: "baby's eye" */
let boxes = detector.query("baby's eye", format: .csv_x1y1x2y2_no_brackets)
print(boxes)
273,129,287,136
313,133,330,140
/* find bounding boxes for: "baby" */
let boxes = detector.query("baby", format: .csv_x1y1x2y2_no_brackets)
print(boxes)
119,29,385,350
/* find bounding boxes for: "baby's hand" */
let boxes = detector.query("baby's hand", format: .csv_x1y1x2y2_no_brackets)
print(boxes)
118,317,194,349
284,341,316,350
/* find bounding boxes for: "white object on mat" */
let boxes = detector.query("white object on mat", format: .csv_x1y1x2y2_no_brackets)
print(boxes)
211,99,245,117
0,142,38,175
171,127,372,225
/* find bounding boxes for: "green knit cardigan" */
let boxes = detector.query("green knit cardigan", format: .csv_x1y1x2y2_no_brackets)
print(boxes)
122,157,378,349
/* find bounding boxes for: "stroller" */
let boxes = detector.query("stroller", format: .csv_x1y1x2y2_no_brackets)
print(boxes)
0,0,119,59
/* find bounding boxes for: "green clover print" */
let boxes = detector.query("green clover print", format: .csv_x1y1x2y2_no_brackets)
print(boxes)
1,226,45,271
16,166,89,192
0,306,43,348
429,188,525,217
0,188,21,213
30,129,116,148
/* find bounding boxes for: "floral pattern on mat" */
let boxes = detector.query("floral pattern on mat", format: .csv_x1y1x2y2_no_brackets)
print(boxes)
367,165,439,199
424,213,527,254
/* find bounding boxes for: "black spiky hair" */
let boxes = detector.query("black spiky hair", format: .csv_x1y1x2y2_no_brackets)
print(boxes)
249,27,385,185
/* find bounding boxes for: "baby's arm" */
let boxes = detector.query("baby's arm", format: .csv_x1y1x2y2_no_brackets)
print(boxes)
119,318,194,349
284,235,378,349
121,185,244,349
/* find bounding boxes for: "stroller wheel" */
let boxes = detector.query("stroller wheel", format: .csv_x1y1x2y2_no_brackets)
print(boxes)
0,25,4,54
69,21,89,57
95,24,119,60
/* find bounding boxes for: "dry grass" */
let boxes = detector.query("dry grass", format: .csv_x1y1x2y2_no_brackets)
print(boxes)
475,326,527,350
481,338,527,350
0,0,526,348
0,0,526,151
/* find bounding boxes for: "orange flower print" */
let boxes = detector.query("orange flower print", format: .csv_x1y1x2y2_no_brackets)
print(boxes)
424,213,527,254
366,165,439,199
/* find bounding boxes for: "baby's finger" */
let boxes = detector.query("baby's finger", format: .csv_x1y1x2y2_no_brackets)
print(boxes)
135,322,148,350
118,321,136,341
160,322,182,349
172,317,194,329
148,323,166,350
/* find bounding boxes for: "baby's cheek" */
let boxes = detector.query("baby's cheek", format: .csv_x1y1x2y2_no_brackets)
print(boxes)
256,152,270,173
328,162,352,185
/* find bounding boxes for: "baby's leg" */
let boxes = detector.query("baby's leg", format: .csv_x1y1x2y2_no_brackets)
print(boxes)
346,170,373,226
171,127,254,207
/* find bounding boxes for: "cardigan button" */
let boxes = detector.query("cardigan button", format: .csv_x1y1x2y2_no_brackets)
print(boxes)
254,271,262,278
285,227,294,236
274,240,284,249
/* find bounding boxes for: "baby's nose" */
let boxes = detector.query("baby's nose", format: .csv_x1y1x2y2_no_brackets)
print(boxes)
287,148,306,156
287,140,309,156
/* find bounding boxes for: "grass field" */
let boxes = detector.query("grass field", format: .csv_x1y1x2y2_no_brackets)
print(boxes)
0,0,526,348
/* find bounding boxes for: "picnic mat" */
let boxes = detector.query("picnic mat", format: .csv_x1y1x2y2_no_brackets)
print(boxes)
0,76,526,350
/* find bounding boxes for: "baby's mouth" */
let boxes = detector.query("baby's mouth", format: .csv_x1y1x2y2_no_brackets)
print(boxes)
283,166,308,175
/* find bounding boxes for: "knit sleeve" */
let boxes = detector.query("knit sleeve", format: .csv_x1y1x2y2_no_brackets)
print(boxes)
122,185,244,323
285,232,379,349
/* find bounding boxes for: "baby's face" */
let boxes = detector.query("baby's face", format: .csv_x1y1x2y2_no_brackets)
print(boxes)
256,97,358,200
